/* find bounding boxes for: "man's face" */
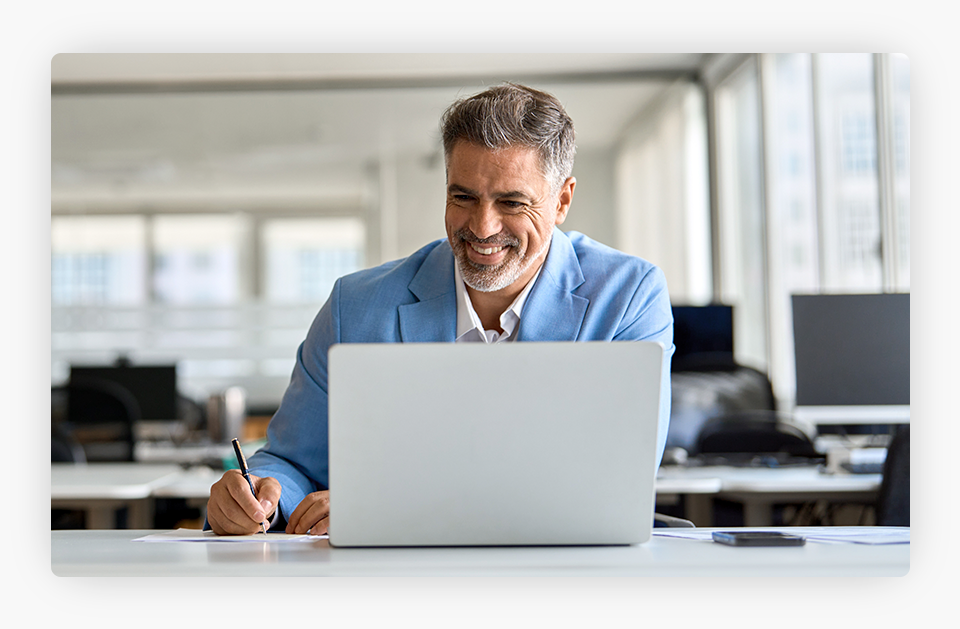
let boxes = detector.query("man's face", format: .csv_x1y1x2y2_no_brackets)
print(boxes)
444,142,574,294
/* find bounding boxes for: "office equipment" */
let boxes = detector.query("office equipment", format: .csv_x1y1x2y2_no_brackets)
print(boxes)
52,378,140,462
791,293,910,427
232,438,268,534
208,387,247,443
327,341,664,547
70,362,179,421
671,304,734,371
712,531,805,546
50,526,909,576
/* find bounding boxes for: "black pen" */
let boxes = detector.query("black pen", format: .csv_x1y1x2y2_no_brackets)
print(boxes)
232,438,268,535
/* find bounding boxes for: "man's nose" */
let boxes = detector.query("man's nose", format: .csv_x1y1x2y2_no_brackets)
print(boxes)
469,202,503,240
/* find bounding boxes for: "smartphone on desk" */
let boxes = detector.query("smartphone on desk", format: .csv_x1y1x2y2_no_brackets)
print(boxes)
712,531,806,547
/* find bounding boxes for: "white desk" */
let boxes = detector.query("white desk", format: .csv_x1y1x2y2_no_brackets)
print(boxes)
50,527,909,577
51,463,182,529
656,465,882,526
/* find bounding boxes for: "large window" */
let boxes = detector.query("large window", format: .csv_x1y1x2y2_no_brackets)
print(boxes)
262,217,365,304
815,53,884,292
51,215,146,306
708,53,909,406
51,212,366,406
153,214,244,305
714,58,769,372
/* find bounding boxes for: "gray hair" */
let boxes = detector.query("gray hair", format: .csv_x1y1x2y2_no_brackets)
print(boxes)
440,83,576,194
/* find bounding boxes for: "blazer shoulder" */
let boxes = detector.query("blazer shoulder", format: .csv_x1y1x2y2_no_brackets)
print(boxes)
565,231,662,283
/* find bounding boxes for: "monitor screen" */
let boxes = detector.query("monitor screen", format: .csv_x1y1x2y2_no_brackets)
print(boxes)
791,293,909,425
671,304,734,371
69,363,178,421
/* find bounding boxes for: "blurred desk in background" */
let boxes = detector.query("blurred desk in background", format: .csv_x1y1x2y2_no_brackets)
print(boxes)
53,463,223,529
51,463,182,529
657,464,882,526
134,441,236,466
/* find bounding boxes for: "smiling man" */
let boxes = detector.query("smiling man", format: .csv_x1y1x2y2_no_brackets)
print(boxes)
206,83,675,536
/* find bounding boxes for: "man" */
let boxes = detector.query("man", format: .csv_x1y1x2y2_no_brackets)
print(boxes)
207,83,674,535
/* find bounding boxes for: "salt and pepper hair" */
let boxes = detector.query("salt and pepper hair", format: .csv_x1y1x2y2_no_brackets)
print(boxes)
440,83,577,194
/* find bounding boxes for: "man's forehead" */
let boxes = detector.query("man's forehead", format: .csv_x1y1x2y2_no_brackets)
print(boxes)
446,142,549,187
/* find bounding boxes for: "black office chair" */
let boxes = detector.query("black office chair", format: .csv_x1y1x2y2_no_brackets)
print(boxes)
667,361,777,458
875,425,910,526
51,378,141,462
695,410,819,462
51,422,86,463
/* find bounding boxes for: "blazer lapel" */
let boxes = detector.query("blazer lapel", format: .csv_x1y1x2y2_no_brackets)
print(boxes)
398,242,458,342
516,229,589,342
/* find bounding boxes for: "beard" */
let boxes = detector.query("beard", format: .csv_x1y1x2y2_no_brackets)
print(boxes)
450,227,552,293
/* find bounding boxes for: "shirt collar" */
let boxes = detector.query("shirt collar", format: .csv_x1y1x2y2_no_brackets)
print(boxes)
454,260,543,343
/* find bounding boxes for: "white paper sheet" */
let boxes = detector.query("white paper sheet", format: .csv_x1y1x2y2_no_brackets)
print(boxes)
133,528,328,542
652,527,909,545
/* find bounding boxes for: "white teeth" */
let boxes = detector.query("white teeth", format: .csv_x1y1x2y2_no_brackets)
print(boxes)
471,244,503,255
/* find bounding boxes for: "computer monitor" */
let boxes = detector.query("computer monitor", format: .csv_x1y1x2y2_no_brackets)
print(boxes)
671,304,735,371
791,293,909,427
69,363,179,421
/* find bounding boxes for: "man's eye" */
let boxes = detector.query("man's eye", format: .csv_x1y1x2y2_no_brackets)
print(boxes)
453,195,474,202
501,200,524,209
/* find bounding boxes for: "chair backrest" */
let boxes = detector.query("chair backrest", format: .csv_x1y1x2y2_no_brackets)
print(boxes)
668,363,777,455
695,410,818,459
52,378,141,462
875,425,910,526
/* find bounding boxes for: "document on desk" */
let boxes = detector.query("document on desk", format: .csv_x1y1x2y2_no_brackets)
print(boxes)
652,527,909,545
133,529,329,543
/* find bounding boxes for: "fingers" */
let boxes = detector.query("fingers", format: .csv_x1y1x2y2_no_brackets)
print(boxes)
253,475,281,521
285,490,330,535
207,470,279,535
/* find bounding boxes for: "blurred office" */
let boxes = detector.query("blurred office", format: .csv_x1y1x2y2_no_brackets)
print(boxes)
50,53,909,528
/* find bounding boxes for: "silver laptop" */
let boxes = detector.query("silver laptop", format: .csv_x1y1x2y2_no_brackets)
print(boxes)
327,341,663,547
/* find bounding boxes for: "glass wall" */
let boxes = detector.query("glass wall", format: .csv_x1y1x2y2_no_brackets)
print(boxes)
708,53,910,406
51,212,365,406
713,57,769,372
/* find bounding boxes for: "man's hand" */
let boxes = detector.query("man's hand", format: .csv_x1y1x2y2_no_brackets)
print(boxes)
285,490,330,535
207,469,281,535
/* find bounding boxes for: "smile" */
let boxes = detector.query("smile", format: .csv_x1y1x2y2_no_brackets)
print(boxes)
470,243,505,255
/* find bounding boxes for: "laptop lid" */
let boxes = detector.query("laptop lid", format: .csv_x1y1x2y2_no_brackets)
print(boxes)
327,341,663,547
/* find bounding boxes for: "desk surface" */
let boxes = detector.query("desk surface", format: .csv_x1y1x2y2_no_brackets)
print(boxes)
51,463,183,500
51,527,908,577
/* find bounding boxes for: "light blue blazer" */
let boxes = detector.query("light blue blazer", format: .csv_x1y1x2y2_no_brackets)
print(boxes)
247,228,675,520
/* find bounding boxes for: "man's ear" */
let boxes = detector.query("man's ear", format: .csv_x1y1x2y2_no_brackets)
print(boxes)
554,177,576,225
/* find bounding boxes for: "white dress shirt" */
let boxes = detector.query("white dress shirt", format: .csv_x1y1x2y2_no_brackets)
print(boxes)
454,261,543,344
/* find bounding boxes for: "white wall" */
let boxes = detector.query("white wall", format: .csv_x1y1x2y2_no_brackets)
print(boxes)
614,81,711,304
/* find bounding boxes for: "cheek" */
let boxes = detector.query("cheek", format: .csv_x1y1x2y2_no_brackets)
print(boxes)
444,206,462,231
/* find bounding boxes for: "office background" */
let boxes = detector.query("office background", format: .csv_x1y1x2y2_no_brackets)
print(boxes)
51,53,909,420
12,0,954,619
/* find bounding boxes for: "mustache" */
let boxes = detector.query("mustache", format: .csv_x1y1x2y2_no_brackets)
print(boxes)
454,228,519,248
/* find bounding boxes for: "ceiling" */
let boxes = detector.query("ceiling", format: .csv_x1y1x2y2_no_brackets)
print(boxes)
51,54,712,209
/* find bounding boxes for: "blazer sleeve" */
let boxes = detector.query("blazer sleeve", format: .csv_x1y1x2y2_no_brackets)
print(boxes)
245,278,343,521
612,265,675,469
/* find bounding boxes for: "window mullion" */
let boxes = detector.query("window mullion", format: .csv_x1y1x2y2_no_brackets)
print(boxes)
873,53,899,291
